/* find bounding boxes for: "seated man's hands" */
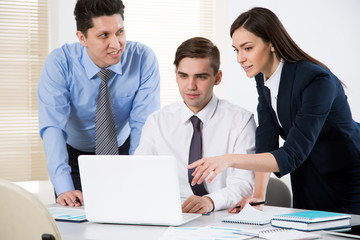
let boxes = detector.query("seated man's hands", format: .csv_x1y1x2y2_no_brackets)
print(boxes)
56,190,83,207
228,196,265,213
182,195,214,214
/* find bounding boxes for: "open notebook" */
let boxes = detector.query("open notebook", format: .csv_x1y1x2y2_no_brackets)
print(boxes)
222,203,273,225
78,155,201,226
159,226,321,240
238,227,321,240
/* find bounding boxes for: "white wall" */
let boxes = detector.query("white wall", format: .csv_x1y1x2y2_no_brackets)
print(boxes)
215,0,360,122
48,0,78,51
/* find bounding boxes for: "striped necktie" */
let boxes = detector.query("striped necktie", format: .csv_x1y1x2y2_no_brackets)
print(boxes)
95,69,119,155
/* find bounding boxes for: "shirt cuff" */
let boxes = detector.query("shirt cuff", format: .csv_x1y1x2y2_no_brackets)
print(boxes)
206,192,227,211
52,173,75,196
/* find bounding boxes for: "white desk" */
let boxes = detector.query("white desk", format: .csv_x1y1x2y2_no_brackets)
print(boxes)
55,205,360,240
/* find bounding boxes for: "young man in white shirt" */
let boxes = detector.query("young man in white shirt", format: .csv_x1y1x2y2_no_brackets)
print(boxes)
135,37,256,214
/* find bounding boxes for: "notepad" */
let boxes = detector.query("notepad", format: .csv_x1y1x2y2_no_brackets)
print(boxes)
271,210,351,231
48,206,87,223
222,204,273,225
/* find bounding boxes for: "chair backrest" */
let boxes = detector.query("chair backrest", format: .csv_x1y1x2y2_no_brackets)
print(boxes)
265,177,292,208
0,178,61,240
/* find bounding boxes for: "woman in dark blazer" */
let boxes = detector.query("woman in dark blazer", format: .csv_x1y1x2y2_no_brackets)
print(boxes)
188,7,360,214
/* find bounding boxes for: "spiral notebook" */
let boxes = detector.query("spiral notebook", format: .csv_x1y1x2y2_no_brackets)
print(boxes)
271,210,351,231
245,227,321,240
222,204,273,225
272,210,350,222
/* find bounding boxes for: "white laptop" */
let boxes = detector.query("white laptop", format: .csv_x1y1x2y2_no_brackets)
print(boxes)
78,155,201,226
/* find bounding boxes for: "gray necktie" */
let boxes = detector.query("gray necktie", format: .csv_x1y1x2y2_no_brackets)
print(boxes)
95,69,119,155
188,115,208,196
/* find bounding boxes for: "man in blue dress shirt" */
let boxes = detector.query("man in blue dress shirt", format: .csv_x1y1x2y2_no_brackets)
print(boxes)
37,0,160,207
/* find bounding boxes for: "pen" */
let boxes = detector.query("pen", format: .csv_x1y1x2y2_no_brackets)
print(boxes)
73,197,81,205
235,201,266,208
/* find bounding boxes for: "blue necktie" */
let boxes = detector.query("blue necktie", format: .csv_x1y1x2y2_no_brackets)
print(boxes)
188,115,208,196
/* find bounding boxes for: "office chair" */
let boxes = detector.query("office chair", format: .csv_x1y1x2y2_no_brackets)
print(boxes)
265,177,292,208
0,178,61,240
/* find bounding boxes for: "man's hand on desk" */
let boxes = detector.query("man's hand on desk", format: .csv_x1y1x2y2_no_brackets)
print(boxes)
182,195,214,214
228,196,265,213
56,190,84,207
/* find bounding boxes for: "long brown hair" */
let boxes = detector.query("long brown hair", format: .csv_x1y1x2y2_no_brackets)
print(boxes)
230,7,330,71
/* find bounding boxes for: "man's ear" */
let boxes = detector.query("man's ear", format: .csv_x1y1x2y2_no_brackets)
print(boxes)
214,70,222,85
175,67,179,83
76,31,87,47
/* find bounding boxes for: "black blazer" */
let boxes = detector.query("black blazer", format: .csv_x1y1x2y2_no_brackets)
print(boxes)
255,61,360,212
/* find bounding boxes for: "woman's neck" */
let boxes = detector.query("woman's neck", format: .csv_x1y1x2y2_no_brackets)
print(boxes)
263,55,281,80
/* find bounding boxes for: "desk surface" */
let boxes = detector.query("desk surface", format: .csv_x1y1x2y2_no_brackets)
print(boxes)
54,204,360,240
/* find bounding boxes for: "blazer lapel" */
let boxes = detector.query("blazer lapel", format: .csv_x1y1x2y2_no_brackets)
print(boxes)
277,62,297,134
262,82,272,110
256,74,281,132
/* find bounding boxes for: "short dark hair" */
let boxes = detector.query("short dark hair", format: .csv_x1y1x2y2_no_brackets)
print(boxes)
174,37,220,75
74,0,125,37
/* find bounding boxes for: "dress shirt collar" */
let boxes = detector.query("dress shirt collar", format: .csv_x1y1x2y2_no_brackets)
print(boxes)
264,59,284,96
81,45,124,80
181,94,219,126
